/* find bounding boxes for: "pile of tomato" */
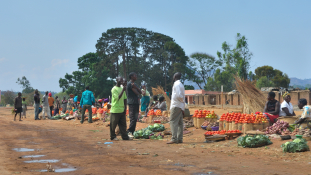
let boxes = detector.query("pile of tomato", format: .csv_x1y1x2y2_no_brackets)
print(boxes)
204,130,241,136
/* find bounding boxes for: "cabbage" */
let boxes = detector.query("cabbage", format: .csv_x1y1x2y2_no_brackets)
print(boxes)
148,125,155,131
237,135,272,148
281,138,309,153
293,138,306,143
153,123,160,128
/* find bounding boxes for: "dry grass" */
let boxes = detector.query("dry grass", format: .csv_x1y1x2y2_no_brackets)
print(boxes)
151,86,171,111
234,77,266,114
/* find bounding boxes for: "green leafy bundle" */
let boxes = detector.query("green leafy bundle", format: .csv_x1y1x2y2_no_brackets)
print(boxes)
237,135,272,148
133,124,165,139
281,138,310,153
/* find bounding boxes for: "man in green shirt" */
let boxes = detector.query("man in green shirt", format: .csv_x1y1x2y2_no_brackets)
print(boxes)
110,77,131,141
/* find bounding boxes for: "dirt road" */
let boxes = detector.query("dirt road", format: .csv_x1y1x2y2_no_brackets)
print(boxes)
0,107,310,175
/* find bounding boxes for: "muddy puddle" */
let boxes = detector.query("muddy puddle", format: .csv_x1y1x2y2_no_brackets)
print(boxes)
12,148,35,152
40,168,77,173
22,155,45,158
24,159,59,163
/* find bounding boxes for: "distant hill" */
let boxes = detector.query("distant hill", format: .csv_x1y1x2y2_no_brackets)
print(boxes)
290,78,311,87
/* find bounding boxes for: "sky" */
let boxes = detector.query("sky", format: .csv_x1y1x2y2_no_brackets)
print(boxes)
1,0,311,92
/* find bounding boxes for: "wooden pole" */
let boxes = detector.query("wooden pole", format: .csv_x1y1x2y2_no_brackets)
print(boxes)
221,85,223,109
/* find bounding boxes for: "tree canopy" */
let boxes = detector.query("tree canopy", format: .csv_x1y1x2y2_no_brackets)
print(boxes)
254,65,290,88
95,27,190,93
16,76,34,94
205,33,252,92
59,52,114,99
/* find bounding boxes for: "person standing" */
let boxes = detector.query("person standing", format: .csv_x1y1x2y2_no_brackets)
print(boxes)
126,72,142,135
22,97,27,119
80,86,95,124
34,89,40,120
61,97,68,114
14,92,23,121
54,96,60,116
42,91,51,119
167,72,185,144
140,83,150,113
48,93,54,117
110,77,132,140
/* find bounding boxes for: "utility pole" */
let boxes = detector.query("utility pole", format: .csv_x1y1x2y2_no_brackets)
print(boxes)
221,85,223,109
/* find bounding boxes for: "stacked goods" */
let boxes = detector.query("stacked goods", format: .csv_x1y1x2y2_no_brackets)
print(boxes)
237,135,272,148
282,128,310,137
205,130,241,136
147,109,156,123
197,110,206,128
205,110,217,122
92,108,97,115
265,120,289,134
201,121,219,131
192,110,199,128
70,111,73,115
155,110,162,116
147,109,155,116
281,138,310,153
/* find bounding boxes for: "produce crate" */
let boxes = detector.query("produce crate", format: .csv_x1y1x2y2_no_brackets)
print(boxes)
225,133,242,140
205,134,226,142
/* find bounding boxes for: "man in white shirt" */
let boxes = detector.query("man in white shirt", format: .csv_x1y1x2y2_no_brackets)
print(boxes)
167,72,185,144
41,91,51,119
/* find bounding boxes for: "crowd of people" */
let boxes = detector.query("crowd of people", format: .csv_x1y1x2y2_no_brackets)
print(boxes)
13,72,186,144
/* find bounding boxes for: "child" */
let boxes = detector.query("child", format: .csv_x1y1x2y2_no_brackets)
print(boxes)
22,97,27,119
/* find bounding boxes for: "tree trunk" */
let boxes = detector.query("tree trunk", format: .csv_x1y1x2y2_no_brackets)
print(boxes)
122,51,126,78
116,56,119,76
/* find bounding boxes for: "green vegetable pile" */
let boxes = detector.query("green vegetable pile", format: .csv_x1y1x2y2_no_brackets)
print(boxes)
147,123,165,132
281,138,310,153
133,124,165,139
237,134,272,148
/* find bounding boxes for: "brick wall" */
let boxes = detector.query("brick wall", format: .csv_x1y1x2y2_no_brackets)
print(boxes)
290,92,299,106
299,91,311,105
233,94,239,105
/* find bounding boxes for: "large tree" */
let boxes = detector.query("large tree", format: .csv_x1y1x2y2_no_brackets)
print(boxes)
16,76,34,94
255,65,290,88
95,28,190,92
2,90,15,105
205,33,252,92
59,52,114,98
188,52,222,89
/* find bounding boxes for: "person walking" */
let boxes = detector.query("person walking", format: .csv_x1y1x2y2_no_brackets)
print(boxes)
167,72,185,144
54,96,60,116
126,72,142,136
34,89,40,120
22,97,27,119
14,92,23,121
41,91,51,119
48,93,54,117
61,97,68,114
110,77,132,141
80,86,95,124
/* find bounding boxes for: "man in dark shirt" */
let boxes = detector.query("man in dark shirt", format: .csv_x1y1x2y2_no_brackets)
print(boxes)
14,92,22,121
34,89,40,120
126,72,142,135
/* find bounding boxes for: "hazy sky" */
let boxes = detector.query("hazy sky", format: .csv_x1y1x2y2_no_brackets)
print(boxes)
1,0,310,92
